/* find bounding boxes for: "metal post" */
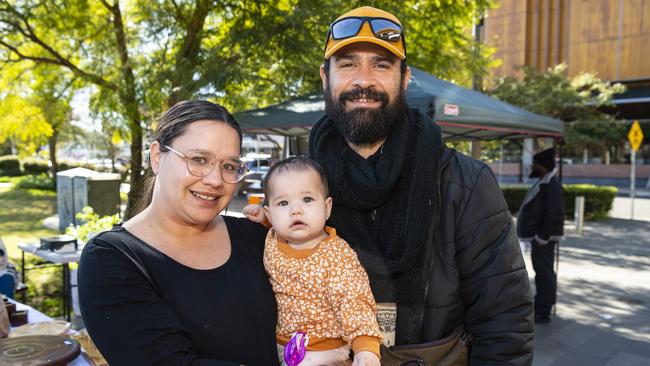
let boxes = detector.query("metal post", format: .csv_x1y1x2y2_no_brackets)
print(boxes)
575,196,585,236
62,264,69,321
21,252,26,303
630,151,636,220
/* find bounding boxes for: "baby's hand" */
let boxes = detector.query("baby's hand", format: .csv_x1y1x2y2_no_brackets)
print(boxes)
243,204,265,223
352,351,380,366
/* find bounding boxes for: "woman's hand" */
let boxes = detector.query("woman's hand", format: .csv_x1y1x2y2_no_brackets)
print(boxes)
243,204,265,223
352,351,380,366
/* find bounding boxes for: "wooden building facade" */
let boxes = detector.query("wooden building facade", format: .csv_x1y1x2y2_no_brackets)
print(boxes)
484,0,650,121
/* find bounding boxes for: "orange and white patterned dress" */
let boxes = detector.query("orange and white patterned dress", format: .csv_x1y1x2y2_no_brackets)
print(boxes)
264,226,382,357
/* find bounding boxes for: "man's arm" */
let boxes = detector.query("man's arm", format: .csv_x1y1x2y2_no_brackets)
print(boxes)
455,166,533,365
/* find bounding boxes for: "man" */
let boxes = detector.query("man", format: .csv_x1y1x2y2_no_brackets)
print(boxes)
309,6,533,364
517,148,565,324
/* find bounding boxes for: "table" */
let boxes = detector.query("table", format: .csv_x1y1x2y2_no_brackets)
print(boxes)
9,299,92,366
18,243,83,322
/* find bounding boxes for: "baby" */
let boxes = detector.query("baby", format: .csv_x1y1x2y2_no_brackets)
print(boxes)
249,156,381,366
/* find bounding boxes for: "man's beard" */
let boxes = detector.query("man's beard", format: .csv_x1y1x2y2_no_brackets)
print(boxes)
324,84,409,145
529,166,544,178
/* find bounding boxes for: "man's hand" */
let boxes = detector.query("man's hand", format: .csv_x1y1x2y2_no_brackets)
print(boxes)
243,204,265,223
352,351,380,366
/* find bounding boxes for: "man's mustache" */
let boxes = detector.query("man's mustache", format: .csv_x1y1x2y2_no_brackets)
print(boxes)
338,87,389,105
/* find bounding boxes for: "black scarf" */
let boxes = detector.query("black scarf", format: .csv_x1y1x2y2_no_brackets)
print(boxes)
309,109,443,307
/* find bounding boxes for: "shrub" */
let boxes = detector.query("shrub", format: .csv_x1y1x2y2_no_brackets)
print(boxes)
501,184,617,220
501,185,529,213
58,160,84,172
0,155,21,176
23,159,51,175
65,206,120,243
58,160,99,172
563,185,617,220
14,174,56,191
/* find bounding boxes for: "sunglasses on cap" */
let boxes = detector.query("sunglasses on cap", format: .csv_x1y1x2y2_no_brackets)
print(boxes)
327,16,404,43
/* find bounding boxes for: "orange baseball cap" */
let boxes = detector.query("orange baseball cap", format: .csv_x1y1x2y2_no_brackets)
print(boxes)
324,6,406,60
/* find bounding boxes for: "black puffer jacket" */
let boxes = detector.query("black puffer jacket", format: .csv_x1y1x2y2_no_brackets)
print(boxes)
312,110,533,364
517,175,565,241
414,148,534,365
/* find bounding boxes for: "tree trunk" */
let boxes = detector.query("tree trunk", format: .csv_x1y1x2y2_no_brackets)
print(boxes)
107,1,144,219
48,132,58,191
124,120,144,219
168,0,212,106
48,132,58,176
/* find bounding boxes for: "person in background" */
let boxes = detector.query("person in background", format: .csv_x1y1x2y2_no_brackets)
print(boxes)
259,156,381,366
79,100,279,366
517,148,565,324
0,236,20,299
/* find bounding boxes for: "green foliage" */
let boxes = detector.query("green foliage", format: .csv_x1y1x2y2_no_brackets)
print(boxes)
446,140,522,164
563,185,618,220
0,155,21,176
0,95,53,155
1,1,496,216
58,160,96,172
13,174,55,191
490,64,624,120
22,159,51,175
501,184,617,220
0,185,62,317
489,64,628,156
500,185,529,214
65,206,120,243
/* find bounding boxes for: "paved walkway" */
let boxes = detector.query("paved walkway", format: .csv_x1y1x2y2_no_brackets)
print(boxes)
525,218,650,366
609,196,650,222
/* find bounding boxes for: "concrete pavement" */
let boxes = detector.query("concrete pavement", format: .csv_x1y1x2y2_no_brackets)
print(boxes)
525,218,650,366
609,196,650,222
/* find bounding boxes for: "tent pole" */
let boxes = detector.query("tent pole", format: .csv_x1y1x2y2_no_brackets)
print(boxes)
558,138,564,182
498,143,503,184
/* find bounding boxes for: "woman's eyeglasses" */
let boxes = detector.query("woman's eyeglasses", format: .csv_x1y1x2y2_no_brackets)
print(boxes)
163,145,248,184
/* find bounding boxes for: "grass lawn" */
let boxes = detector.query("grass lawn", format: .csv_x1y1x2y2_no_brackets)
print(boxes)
0,184,64,317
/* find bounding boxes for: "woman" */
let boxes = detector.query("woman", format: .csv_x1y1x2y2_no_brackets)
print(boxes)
78,100,279,366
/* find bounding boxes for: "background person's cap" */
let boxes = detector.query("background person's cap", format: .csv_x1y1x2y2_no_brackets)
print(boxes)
324,6,406,60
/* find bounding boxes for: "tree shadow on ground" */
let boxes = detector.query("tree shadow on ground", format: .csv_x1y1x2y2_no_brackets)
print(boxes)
533,313,650,366
560,219,650,271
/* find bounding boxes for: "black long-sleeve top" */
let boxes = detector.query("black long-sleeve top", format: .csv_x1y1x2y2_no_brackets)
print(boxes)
78,216,279,366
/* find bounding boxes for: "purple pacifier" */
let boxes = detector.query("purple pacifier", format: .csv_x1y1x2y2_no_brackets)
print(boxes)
284,331,309,366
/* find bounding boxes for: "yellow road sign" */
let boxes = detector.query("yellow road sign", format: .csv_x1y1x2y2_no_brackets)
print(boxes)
628,120,644,152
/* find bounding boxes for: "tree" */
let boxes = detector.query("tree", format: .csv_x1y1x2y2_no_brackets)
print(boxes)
0,94,52,155
0,61,78,174
31,67,77,175
489,64,627,160
1,0,496,217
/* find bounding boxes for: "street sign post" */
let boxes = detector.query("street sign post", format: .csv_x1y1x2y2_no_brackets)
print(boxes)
628,121,644,219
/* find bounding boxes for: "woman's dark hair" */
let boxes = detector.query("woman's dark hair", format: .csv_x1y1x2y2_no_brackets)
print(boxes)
263,156,329,203
134,100,242,215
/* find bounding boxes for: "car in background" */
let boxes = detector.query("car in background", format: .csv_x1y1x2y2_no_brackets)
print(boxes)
238,158,271,196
